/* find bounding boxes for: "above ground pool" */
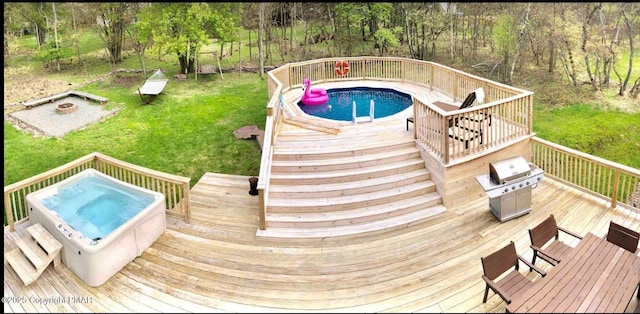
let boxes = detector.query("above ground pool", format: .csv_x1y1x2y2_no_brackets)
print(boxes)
298,87,412,122
26,169,166,286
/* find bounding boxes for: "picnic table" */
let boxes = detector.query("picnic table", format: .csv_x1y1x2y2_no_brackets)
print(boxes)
507,232,640,313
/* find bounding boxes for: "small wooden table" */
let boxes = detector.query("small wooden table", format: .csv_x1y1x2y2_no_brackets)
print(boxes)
432,101,460,112
507,232,640,313
406,101,459,130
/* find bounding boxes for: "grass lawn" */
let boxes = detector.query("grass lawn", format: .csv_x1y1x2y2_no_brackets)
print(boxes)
533,103,640,168
4,72,268,187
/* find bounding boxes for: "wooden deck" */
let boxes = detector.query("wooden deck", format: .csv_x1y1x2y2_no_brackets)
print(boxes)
4,173,639,312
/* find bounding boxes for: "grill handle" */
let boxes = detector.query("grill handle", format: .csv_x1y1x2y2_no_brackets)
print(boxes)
501,175,529,185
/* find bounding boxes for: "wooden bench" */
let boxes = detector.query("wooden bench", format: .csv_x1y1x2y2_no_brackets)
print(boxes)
23,90,108,108
70,90,108,104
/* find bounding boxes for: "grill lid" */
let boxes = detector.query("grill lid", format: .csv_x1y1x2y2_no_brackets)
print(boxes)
489,156,531,184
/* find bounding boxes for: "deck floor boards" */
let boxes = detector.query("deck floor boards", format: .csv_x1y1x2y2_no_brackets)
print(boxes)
5,173,639,312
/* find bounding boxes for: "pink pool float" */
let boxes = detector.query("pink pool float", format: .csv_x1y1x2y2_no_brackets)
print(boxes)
300,78,328,106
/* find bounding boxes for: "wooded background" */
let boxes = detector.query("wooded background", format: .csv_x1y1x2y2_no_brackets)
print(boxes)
4,2,639,99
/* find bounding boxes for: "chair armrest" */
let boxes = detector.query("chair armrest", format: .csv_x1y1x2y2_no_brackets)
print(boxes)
558,226,583,240
530,244,561,264
518,254,547,277
481,275,512,304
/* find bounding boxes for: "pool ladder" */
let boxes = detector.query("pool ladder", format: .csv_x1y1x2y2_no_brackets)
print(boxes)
6,223,63,286
352,100,375,124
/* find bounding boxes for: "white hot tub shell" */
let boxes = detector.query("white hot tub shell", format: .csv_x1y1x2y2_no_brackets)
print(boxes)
26,169,166,287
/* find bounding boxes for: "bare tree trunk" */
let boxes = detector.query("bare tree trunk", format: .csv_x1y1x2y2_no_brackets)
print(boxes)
238,9,242,70
51,2,60,72
4,38,8,68
259,2,265,79
401,3,415,59
548,3,557,74
509,3,531,84
560,4,578,86
71,3,89,76
290,3,295,53
581,3,599,91
598,6,618,88
471,7,479,62
248,28,252,61
619,5,636,96
449,6,454,60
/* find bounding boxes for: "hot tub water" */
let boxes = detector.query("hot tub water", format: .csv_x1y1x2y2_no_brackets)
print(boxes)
41,175,154,240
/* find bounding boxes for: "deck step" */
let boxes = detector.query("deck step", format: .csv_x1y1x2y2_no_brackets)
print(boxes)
269,158,426,185
271,147,420,172
267,180,436,212
266,193,442,228
6,223,62,286
6,249,39,286
257,204,447,238
268,169,430,198
27,223,63,258
265,117,443,238
14,237,50,272
273,139,416,160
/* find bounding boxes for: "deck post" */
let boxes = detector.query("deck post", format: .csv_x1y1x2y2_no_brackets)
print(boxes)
258,188,266,230
5,192,15,231
610,169,620,209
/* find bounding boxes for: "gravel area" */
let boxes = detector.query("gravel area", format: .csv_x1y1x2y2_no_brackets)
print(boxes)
8,96,120,138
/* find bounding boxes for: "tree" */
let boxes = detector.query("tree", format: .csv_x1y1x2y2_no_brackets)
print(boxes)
96,3,130,64
138,3,237,76
259,2,265,78
558,3,579,86
332,3,368,56
5,3,49,48
508,3,531,84
402,3,448,60
51,2,61,71
580,3,600,91
617,3,638,97
128,3,153,74
373,28,396,56
492,14,517,82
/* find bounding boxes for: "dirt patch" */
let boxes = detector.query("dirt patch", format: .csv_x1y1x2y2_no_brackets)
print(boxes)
4,76,74,107
111,73,144,88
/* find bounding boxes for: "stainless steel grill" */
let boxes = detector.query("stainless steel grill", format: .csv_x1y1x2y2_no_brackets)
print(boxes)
476,156,544,222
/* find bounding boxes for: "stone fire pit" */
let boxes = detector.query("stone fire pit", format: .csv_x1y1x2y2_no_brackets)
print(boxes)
56,102,78,114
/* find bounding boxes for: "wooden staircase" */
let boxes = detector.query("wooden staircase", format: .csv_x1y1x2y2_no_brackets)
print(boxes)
6,223,63,286
257,120,445,238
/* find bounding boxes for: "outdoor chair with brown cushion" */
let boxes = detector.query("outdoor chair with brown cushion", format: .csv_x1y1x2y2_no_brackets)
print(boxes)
605,221,639,254
528,214,583,270
481,241,546,305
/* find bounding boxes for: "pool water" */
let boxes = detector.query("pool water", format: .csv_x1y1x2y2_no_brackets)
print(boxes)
42,175,154,240
298,87,412,121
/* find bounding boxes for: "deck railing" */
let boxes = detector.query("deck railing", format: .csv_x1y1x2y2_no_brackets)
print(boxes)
532,137,640,209
257,69,286,229
3,152,191,231
258,56,533,229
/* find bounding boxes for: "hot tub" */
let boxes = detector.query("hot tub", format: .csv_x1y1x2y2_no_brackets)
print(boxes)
26,168,166,287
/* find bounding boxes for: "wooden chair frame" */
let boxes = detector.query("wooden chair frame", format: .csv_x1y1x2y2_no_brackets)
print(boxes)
528,214,583,270
481,241,546,305
606,221,639,254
